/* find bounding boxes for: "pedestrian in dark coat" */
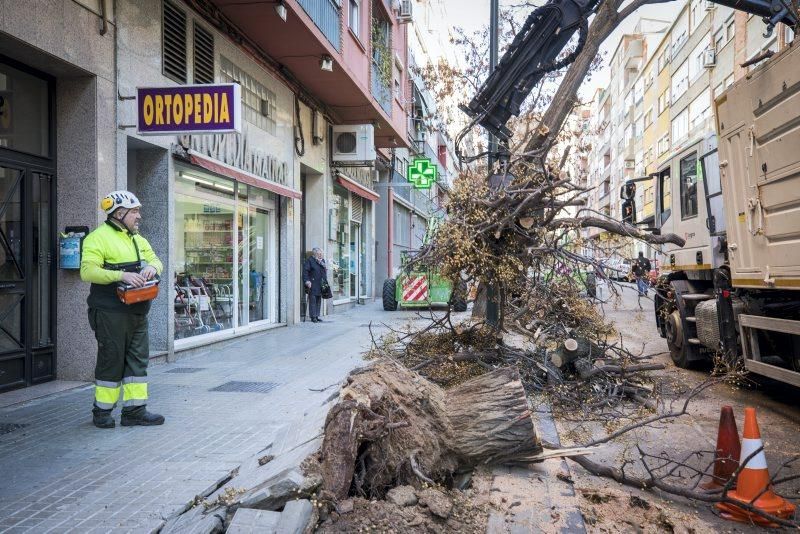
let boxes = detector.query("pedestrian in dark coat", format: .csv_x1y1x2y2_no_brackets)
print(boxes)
303,247,327,322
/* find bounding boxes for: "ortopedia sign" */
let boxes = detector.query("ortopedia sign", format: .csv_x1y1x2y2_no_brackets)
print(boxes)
137,84,242,135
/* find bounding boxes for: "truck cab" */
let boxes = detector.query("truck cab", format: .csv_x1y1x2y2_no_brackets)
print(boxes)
654,132,726,281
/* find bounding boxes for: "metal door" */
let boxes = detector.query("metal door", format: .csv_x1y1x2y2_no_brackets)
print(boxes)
0,163,54,392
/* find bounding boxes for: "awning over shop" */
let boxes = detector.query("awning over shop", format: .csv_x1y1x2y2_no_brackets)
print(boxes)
335,171,380,202
187,151,302,199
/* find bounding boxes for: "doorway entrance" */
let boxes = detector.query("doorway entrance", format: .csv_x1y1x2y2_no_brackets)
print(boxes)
0,163,55,392
0,57,56,392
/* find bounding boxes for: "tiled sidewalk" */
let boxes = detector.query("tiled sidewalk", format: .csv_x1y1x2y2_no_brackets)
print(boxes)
0,303,405,533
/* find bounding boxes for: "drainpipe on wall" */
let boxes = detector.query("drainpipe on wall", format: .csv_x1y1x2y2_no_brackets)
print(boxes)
388,150,395,278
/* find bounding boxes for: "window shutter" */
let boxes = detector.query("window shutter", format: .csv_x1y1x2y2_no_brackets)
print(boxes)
193,22,215,84
162,0,187,83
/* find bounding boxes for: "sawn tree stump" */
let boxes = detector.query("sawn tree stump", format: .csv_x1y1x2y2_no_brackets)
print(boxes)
318,360,541,501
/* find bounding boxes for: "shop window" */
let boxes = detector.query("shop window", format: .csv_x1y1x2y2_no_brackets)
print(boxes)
680,153,698,219
330,184,351,299
162,0,187,83
174,171,236,339
0,61,50,157
193,22,215,84
174,168,278,340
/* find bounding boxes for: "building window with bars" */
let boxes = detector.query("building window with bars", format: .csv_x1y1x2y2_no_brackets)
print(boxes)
219,56,277,135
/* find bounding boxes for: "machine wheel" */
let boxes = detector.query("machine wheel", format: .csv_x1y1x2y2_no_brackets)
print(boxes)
665,309,691,368
382,278,398,311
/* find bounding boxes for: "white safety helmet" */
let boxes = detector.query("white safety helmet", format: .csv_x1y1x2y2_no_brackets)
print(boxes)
101,190,141,215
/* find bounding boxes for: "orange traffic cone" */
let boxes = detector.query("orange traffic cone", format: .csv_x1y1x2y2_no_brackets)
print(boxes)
716,407,796,526
701,405,741,491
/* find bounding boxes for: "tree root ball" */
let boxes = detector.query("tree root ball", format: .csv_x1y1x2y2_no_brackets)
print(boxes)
317,360,542,501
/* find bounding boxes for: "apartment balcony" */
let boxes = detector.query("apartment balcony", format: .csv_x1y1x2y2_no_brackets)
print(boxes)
371,62,393,117
391,169,412,203
624,39,643,70
296,0,341,51
412,189,438,218
624,140,635,161
210,0,408,148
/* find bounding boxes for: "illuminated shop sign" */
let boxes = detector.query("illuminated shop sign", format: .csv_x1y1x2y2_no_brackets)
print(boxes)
137,83,242,135
407,157,437,189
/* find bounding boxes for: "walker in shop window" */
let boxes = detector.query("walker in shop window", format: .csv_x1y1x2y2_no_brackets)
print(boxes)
174,274,222,335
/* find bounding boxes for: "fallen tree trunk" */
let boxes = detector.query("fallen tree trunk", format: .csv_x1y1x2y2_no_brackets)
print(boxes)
317,361,540,501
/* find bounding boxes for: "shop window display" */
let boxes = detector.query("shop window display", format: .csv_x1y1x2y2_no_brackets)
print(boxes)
330,184,350,299
174,173,236,338
174,166,278,341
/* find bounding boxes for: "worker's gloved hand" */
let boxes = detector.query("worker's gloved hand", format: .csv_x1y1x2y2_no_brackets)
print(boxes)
140,265,157,281
121,271,147,288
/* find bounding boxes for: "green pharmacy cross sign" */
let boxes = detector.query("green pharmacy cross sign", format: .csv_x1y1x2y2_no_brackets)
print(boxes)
407,157,437,189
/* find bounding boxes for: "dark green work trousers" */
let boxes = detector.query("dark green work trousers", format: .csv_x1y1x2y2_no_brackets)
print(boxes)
88,308,150,417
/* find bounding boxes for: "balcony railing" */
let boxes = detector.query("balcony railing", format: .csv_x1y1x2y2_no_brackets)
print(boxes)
371,63,393,116
391,170,411,203
297,0,341,52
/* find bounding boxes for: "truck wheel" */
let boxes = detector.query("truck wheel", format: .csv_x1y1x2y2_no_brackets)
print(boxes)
382,279,398,311
665,310,691,368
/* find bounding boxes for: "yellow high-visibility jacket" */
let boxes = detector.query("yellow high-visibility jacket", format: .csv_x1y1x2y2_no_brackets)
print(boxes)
81,220,163,313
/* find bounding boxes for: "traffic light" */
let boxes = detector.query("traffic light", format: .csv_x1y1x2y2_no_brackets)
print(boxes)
622,199,636,224
620,180,636,200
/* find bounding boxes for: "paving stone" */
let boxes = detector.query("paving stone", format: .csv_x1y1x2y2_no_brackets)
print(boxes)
160,504,224,534
226,508,281,533
275,499,313,534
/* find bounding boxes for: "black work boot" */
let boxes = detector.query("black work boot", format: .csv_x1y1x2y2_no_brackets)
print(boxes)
92,409,115,429
121,408,165,426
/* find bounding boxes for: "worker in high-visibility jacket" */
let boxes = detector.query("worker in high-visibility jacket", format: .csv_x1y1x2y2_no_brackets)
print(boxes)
80,190,164,429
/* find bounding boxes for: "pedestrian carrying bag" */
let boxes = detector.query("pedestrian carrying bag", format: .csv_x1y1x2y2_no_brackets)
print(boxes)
321,279,333,299
117,279,160,305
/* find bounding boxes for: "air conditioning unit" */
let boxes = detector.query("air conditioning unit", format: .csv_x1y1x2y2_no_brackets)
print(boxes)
703,48,716,67
703,0,715,10
398,0,412,20
332,124,376,163
624,160,635,169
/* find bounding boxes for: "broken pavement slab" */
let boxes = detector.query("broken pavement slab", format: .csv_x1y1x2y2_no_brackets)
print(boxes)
275,499,314,534
226,508,281,533
161,503,225,534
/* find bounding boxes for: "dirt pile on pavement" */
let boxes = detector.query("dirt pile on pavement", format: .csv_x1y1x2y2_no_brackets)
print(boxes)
315,484,491,533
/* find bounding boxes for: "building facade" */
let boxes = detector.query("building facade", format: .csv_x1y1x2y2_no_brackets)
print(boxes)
579,0,794,264
0,0,415,391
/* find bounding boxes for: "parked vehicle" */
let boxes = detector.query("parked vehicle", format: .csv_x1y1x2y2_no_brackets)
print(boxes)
622,42,800,387
600,257,631,281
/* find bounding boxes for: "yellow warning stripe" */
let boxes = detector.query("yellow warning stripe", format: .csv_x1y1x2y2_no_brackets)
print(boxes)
660,264,713,272
732,277,800,289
